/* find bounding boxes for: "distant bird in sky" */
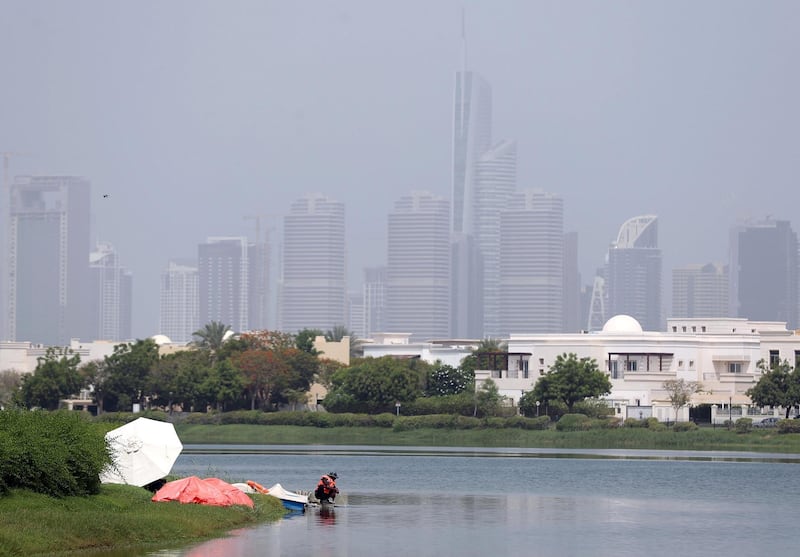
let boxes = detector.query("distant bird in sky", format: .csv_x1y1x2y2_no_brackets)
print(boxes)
103,194,109,198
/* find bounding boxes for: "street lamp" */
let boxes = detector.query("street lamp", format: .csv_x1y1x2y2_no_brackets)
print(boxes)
395,402,401,416
729,396,732,424
536,401,540,417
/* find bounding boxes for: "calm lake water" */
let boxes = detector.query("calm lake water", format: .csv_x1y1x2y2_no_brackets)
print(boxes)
135,445,800,557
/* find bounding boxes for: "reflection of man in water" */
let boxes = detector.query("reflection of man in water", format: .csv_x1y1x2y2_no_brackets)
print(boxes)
318,506,336,525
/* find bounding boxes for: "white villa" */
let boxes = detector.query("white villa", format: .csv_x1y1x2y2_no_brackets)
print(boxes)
364,316,800,424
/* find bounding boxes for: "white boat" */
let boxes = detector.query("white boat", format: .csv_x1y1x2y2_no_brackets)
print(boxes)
267,483,309,512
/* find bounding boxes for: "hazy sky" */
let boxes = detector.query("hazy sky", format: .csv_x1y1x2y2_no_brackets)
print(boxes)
2,1,799,338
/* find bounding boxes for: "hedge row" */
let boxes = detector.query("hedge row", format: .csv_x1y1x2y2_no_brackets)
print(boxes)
180,410,553,430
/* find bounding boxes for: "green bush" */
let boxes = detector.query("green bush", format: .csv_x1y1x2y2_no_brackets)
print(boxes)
0,410,111,497
573,399,615,419
623,418,645,428
594,417,623,429
555,413,592,431
778,419,800,434
735,417,753,433
503,416,552,430
673,421,699,432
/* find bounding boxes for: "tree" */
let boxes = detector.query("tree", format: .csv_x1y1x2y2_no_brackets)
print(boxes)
460,338,507,374
325,324,363,359
201,359,245,412
14,348,83,410
474,378,504,417
746,359,800,418
662,379,702,423
296,328,323,355
101,339,159,412
232,349,291,410
425,363,474,396
531,353,611,412
0,370,22,409
324,356,428,413
191,321,232,356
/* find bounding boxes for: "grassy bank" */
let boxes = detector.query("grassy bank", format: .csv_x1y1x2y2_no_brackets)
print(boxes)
175,423,800,453
0,484,285,557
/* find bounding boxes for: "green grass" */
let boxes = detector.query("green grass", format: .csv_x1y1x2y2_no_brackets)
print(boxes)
0,484,286,557
175,423,800,453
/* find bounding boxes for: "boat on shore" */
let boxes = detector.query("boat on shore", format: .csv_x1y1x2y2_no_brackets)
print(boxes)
266,483,309,512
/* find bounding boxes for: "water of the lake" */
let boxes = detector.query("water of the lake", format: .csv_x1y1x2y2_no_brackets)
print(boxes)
135,445,800,557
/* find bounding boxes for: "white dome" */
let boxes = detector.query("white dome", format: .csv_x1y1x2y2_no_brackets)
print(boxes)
223,330,236,341
602,315,643,334
150,334,173,345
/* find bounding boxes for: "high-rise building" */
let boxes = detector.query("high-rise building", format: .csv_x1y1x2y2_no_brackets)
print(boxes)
386,191,451,341
730,218,798,329
672,263,729,319
278,194,346,333
198,237,251,333
451,70,492,339
87,242,133,341
347,291,365,340
247,238,271,332
475,139,517,338
562,231,581,333
159,259,199,343
7,176,91,345
362,266,387,338
606,215,662,331
498,189,564,336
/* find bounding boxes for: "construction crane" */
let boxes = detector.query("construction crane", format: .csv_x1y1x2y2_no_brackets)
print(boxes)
243,214,282,245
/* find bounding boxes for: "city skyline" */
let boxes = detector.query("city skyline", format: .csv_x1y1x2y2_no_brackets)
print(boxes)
2,2,799,338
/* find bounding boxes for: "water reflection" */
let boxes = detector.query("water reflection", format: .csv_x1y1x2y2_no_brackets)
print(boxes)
140,447,800,557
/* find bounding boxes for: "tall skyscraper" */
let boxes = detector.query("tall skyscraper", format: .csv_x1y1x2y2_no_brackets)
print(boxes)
562,231,582,333
159,259,199,343
475,139,517,338
278,194,346,333
730,218,798,328
606,215,662,331
87,242,133,341
7,176,91,345
498,189,564,336
386,191,451,341
198,237,251,333
362,266,387,338
347,291,365,340
451,69,492,339
672,263,729,319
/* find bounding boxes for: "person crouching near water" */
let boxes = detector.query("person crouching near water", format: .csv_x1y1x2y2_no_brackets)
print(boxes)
315,472,339,503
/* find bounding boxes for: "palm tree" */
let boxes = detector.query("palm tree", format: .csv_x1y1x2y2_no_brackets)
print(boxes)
324,325,363,359
191,321,232,353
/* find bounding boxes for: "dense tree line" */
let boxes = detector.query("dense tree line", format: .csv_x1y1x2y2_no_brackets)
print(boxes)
4,325,616,418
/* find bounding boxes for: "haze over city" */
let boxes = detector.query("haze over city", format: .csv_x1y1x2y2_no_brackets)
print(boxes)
2,1,799,339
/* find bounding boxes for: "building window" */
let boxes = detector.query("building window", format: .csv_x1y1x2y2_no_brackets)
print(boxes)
701,326,706,332
539,358,544,365
795,351,800,369
692,326,696,332
678,360,684,368
626,360,637,372
539,369,544,376
682,326,687,332
672,326,677,332
729,362,741,374
769,350,780,367
689,360,694,369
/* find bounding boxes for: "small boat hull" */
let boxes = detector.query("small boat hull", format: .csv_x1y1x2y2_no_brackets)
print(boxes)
267,483,309,512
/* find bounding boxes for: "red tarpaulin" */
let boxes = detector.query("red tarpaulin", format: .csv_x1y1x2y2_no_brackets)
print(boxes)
151,476,254,508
